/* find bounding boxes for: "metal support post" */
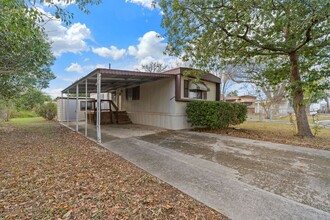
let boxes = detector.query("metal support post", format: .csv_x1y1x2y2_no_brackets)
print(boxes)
85,79,88,136
60,92,63,123
96,73,102,143
66,90,70,127
75,84,79,132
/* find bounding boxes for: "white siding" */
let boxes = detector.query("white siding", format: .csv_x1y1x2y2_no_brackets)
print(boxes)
56,98,94,122
123,77,218,130
126,78,176,113
125,78,185,129
57,98,65,121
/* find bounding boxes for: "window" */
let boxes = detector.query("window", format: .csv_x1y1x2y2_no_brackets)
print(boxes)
184,80,189,98
80,101,94,111
203,91,207,99
101,100,110,110
126,86,140,100
190,91,207,100
188,82,209,100
132,86,140,100
126,88,132,100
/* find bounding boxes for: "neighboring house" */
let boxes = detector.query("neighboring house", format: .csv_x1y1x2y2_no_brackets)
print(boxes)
318,100,329,113
254,98,292,115
59,67,221,130
225,95,256,114
272,99,292,115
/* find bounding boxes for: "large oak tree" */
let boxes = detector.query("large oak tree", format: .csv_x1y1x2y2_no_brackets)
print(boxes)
159,0,330,137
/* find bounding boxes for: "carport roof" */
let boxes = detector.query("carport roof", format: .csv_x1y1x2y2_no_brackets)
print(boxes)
62,68,174,94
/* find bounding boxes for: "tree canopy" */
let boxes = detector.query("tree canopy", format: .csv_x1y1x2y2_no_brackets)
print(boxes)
0,0,101,96
0,0,101,119
160,0,330,137
0,0,101,78
0,0,56,102
15,88,52,111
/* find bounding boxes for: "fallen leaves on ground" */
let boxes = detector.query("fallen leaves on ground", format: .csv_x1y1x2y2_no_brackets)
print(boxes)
0,120,226,219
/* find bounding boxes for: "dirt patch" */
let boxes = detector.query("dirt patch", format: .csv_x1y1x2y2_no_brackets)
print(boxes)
0,120,226,219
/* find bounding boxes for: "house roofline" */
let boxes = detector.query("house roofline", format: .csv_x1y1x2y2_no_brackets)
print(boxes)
161,67,221,84
61,67,221,93
61,68,173,93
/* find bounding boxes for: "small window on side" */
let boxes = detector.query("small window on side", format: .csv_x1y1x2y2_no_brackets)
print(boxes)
80,101,94,111
132,86,140,100
126,86,140,101
184,80,189,98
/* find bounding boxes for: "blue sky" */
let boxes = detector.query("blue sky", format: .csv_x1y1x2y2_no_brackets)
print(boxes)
42,0,181,98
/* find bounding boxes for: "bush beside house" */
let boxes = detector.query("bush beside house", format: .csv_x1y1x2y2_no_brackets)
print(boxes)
186,101,247,129
37,102,57,120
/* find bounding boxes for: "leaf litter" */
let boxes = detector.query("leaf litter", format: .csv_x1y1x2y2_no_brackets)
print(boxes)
0,120,227,219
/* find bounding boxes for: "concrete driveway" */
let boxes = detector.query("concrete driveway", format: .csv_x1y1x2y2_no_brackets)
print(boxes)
319,120,330,128
101,128,330,220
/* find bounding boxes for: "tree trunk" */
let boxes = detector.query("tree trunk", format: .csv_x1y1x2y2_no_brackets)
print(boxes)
261,102,271,119
305,100,311,115
5,106,10,122
264,106,271,119
289,52,313,138
265,110,270,119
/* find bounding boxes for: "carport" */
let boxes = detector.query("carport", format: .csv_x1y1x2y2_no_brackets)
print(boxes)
60,68,172,143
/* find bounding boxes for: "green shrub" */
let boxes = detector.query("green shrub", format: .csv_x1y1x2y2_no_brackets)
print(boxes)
37,102,57,120
186,101,247,129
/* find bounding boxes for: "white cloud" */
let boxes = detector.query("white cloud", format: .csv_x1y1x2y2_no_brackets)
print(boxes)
43,0,74,7
92,46,126,60
128,31,166,59
139,56,158,65
58,76,80,82
65,63,108,74
90,63,108,69
132,56,158,70
90,31,166,61
167,57,190,69
133,57,189,71
42,88,64,99
125,0,154,9
65,63,84,73
42,11,92,57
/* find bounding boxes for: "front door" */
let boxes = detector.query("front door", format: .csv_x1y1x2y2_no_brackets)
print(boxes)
67,99,77,121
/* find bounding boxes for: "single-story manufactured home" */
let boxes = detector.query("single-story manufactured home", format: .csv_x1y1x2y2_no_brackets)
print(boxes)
59,67,221,142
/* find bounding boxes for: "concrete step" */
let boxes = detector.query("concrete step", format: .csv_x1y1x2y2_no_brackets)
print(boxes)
112,111,132,124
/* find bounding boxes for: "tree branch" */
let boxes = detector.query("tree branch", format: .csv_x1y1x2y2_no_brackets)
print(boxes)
186,5,287,53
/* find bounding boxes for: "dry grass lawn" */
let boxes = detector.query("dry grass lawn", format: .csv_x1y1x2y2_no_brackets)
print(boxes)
201,121,330,151
0,118,226,219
